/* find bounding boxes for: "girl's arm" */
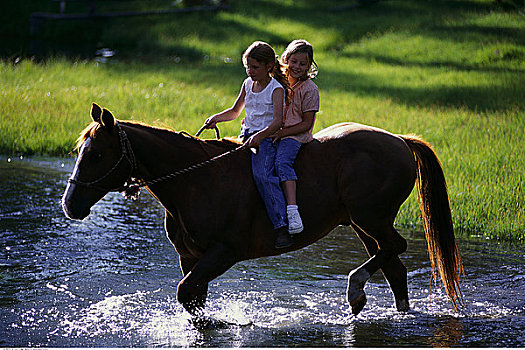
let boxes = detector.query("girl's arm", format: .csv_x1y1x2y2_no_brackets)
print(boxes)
245,88,284,148
272,110,316,140
204,83,246,128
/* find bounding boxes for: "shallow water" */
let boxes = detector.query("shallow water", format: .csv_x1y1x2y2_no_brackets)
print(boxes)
0,156,524,347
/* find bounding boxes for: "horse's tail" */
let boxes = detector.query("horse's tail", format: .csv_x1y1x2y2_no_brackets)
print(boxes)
401,135,463,310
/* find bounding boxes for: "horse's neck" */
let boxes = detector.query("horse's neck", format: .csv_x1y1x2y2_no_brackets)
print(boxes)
123,123,205,180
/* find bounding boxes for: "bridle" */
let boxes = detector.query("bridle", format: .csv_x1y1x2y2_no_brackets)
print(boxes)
68,122,246,195
67,122,137,193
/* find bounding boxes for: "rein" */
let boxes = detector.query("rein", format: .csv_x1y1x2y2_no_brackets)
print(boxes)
69,122,246,198
124,124,245,198
125,139,246,199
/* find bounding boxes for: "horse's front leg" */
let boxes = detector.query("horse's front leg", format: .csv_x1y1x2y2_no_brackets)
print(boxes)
178,256,208,313
177,242,236,315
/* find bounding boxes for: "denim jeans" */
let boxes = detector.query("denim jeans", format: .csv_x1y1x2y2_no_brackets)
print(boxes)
275,138,302,182
250,137,302,230
251,138,287,229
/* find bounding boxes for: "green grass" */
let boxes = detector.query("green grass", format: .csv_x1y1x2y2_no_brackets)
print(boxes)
0,0,523,241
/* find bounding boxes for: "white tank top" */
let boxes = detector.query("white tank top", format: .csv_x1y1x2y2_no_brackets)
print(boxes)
242,77,284,133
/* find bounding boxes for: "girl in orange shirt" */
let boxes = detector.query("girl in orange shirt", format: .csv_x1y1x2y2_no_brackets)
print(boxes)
272,39,320,235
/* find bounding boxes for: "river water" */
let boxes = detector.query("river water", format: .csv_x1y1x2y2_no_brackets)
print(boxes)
0,156,523,347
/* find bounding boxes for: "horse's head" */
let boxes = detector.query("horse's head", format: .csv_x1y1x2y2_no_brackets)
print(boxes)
62,103,134,220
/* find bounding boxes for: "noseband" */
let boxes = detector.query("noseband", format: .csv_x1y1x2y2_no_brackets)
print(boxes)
67,122,137,193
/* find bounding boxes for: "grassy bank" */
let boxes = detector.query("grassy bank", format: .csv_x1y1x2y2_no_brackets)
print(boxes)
1,0,523,240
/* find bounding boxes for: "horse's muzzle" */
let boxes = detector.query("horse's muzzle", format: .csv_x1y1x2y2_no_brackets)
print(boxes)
61,185,91,221
61,196,90,220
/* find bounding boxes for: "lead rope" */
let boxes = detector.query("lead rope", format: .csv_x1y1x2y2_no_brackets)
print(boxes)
122,124,246,200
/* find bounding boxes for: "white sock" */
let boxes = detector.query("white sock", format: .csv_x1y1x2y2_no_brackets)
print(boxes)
287,205,298,212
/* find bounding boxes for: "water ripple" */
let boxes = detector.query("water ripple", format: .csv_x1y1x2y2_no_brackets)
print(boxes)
1,157,524,347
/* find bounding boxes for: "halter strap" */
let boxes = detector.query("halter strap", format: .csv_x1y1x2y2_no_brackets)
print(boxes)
67,122,135,193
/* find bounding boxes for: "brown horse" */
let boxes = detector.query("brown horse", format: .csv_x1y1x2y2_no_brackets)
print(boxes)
62,103,463,316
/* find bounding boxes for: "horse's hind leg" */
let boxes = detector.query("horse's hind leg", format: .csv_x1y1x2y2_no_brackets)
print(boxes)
352,224,409,312
346,220,407,315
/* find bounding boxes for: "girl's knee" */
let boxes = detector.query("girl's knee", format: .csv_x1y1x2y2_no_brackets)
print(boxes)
275,159,297,182
253,169,280,193
275,139,301,181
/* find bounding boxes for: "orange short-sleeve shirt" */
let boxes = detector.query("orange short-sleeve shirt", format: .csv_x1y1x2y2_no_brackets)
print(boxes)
284,79,319,143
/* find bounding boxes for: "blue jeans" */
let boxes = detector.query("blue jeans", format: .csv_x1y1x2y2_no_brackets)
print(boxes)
250,138,302,230
275,138,302,182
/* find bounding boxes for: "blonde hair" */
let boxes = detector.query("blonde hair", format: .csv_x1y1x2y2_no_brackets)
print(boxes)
242,41,291,103
281,39,318,80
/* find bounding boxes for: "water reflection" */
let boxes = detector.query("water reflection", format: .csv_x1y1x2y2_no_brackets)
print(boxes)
95,48,116,63
0,156,524,347
428,316,463,347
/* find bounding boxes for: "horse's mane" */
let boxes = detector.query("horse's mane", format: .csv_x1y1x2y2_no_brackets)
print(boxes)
74,122,100,151
74,119,241,152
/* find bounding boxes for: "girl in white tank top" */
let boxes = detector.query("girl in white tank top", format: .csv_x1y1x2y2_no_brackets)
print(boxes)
241,76,285,138
202,41,295,249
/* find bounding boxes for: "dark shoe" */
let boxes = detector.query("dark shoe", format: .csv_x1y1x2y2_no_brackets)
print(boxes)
275,227,293,249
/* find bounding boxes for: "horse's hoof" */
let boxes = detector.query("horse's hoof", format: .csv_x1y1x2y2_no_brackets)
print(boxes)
350,293,367,315
191,315,230,330
190,315,253,330
396,299,410,312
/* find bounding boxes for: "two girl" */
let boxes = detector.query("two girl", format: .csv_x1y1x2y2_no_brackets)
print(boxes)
204,40,319,249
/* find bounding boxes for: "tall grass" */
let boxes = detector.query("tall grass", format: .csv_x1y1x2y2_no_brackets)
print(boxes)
0,0,523,240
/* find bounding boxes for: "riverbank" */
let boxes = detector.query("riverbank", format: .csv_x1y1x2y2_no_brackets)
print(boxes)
1,0,523,240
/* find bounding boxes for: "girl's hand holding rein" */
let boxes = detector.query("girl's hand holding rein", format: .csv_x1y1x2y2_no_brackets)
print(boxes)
203,116,218,129
244,133,263,148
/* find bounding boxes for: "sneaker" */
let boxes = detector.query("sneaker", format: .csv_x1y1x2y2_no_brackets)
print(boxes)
275,227,293,249
287,205,304,235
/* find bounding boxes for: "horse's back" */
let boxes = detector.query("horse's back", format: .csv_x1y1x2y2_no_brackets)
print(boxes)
313,122,369,140
314,122,402,143
309,122,414,162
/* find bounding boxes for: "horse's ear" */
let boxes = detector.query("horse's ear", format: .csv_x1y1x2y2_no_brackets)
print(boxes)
101,108,115,130
91,103,102,123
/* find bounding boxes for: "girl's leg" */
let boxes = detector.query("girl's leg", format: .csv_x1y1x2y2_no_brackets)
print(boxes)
281,180,297,205
251,139,291,248
275,139,303,234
